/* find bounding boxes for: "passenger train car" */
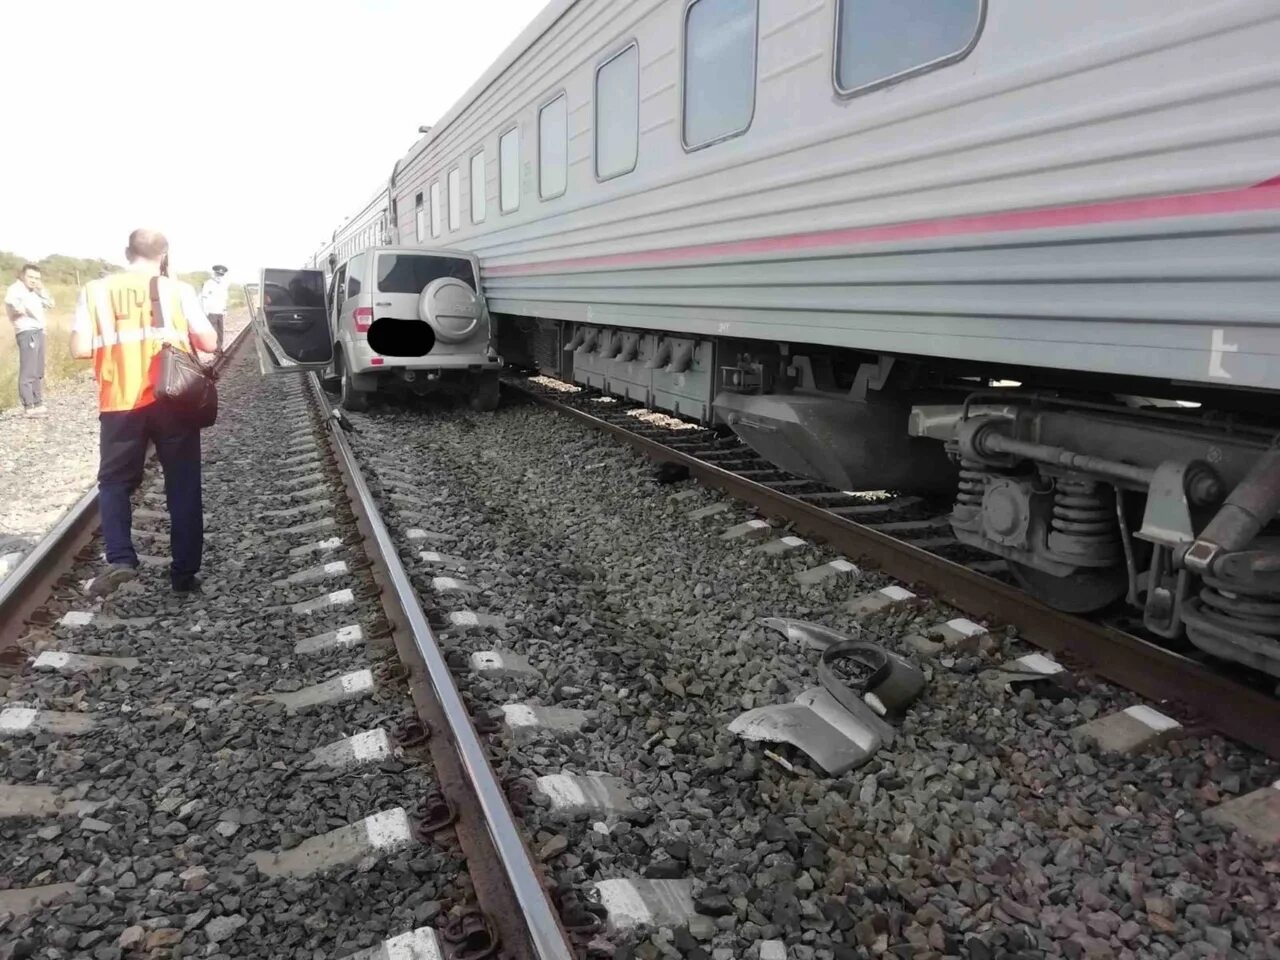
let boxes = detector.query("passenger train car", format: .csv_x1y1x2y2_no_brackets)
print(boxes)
300,0,1280,679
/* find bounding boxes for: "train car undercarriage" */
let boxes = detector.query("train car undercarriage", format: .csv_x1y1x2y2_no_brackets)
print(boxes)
498,317,1280,681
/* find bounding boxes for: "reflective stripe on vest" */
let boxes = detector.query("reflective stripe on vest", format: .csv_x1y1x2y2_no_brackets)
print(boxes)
86,274,190,413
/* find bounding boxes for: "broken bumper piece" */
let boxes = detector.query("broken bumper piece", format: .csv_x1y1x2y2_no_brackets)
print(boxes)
729,686,888,775
736,619,928,773
760,617,856,651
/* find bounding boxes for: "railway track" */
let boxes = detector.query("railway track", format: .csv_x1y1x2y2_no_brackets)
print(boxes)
505,373,1280,762
3,340,1278,959
0,333,574,960
329,385,1276,960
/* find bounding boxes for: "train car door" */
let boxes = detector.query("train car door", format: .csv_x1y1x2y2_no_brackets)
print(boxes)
250,268,334,375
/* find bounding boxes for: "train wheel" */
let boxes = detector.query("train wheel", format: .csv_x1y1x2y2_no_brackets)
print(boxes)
1008,561,1129,614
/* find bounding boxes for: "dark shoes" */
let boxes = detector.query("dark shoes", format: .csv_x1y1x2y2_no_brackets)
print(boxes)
87,563,139,597
172,574,202,594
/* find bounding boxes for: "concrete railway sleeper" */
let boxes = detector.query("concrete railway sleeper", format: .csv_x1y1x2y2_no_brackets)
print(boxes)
330,387,1278,960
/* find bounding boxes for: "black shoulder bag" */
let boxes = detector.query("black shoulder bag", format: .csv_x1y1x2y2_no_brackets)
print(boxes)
150,276,219,428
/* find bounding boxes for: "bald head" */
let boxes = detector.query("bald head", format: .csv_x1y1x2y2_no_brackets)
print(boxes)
126,229,169,264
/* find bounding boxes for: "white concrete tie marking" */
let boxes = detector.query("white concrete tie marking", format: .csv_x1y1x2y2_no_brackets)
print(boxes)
781,536,806,546
382,929,445,960
537,774,589,810
295,623,364,655
60,612,94,628
830,559,857,573
341,670,375,694
330,589,355,605
432,576,475,593
471,652,503,671
1124,704,1181,733
33,651,71,670
314,729,393,767
880,585,915,601
594,879,654,929
501,705,538,728
1014,653,1063,675
350,729,392,761
450,612,479,627
945,618,987,638
0,707,38,732
363,808,413,850
289,536,344,557
324,561,347,575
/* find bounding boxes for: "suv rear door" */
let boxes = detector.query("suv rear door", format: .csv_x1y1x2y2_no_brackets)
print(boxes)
373,250,477,322
251,268,334,374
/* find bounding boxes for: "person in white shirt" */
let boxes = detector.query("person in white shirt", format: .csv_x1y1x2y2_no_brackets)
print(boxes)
199,264,229,353
4,263,55,416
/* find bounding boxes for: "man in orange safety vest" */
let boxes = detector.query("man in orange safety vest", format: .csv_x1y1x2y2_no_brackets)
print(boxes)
71,229,219,597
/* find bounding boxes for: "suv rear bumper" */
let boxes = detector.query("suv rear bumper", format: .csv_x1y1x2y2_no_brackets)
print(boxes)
345,338,502,376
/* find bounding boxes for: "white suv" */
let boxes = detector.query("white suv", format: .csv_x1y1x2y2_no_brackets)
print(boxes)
257,247,502,411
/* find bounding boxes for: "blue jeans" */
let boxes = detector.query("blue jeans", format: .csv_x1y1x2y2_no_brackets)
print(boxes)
98,402,203,581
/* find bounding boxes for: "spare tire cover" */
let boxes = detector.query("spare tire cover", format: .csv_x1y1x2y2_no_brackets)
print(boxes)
419,277,482,344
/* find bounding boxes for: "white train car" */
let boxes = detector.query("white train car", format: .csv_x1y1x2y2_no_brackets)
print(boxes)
315,0,1280,676
307,184,394,276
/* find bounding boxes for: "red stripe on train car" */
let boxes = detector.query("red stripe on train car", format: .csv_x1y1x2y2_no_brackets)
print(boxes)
484,181,1280,278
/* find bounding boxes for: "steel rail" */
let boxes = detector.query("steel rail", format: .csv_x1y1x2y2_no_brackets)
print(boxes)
309,376,574,960
0,322,253,645
515,384,1280,760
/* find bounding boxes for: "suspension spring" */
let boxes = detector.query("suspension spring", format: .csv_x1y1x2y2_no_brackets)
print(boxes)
1051,478,1115,541
1194,578,1280,638
957,459,987,510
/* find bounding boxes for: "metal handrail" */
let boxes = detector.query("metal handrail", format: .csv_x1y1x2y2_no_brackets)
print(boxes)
309,374,574,960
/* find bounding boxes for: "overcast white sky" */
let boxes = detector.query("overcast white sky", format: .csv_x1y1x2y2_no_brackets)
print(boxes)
4,0,545,280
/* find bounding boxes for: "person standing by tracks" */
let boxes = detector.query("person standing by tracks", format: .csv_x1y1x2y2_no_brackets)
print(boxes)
4,263,55,416
70,229,219,597
199,263,229,354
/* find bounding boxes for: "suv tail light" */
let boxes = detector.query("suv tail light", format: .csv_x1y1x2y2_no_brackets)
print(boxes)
354,307,373,333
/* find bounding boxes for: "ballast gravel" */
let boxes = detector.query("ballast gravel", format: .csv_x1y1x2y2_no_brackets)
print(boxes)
0,350,468,959
343,388,1280,960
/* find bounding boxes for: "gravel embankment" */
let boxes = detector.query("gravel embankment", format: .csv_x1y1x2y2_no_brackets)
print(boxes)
346,390,1280,960
0,349,467,959
0,313,250,584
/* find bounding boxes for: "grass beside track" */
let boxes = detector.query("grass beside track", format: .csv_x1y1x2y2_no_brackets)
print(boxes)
0,283,91,412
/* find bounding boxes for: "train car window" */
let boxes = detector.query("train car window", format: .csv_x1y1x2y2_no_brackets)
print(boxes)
682,0,758,151
539,93,568,199
834,0,984,97
389,198,397,229
376,253,478,294
595,43,638,180
415,192,426,242
471,151,486,223
332,265,347,314
500,127,520,213
347,253,365,298
448,168,462,231
430,181,442,237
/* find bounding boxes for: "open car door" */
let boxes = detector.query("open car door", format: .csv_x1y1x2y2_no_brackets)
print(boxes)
249,268,333,375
